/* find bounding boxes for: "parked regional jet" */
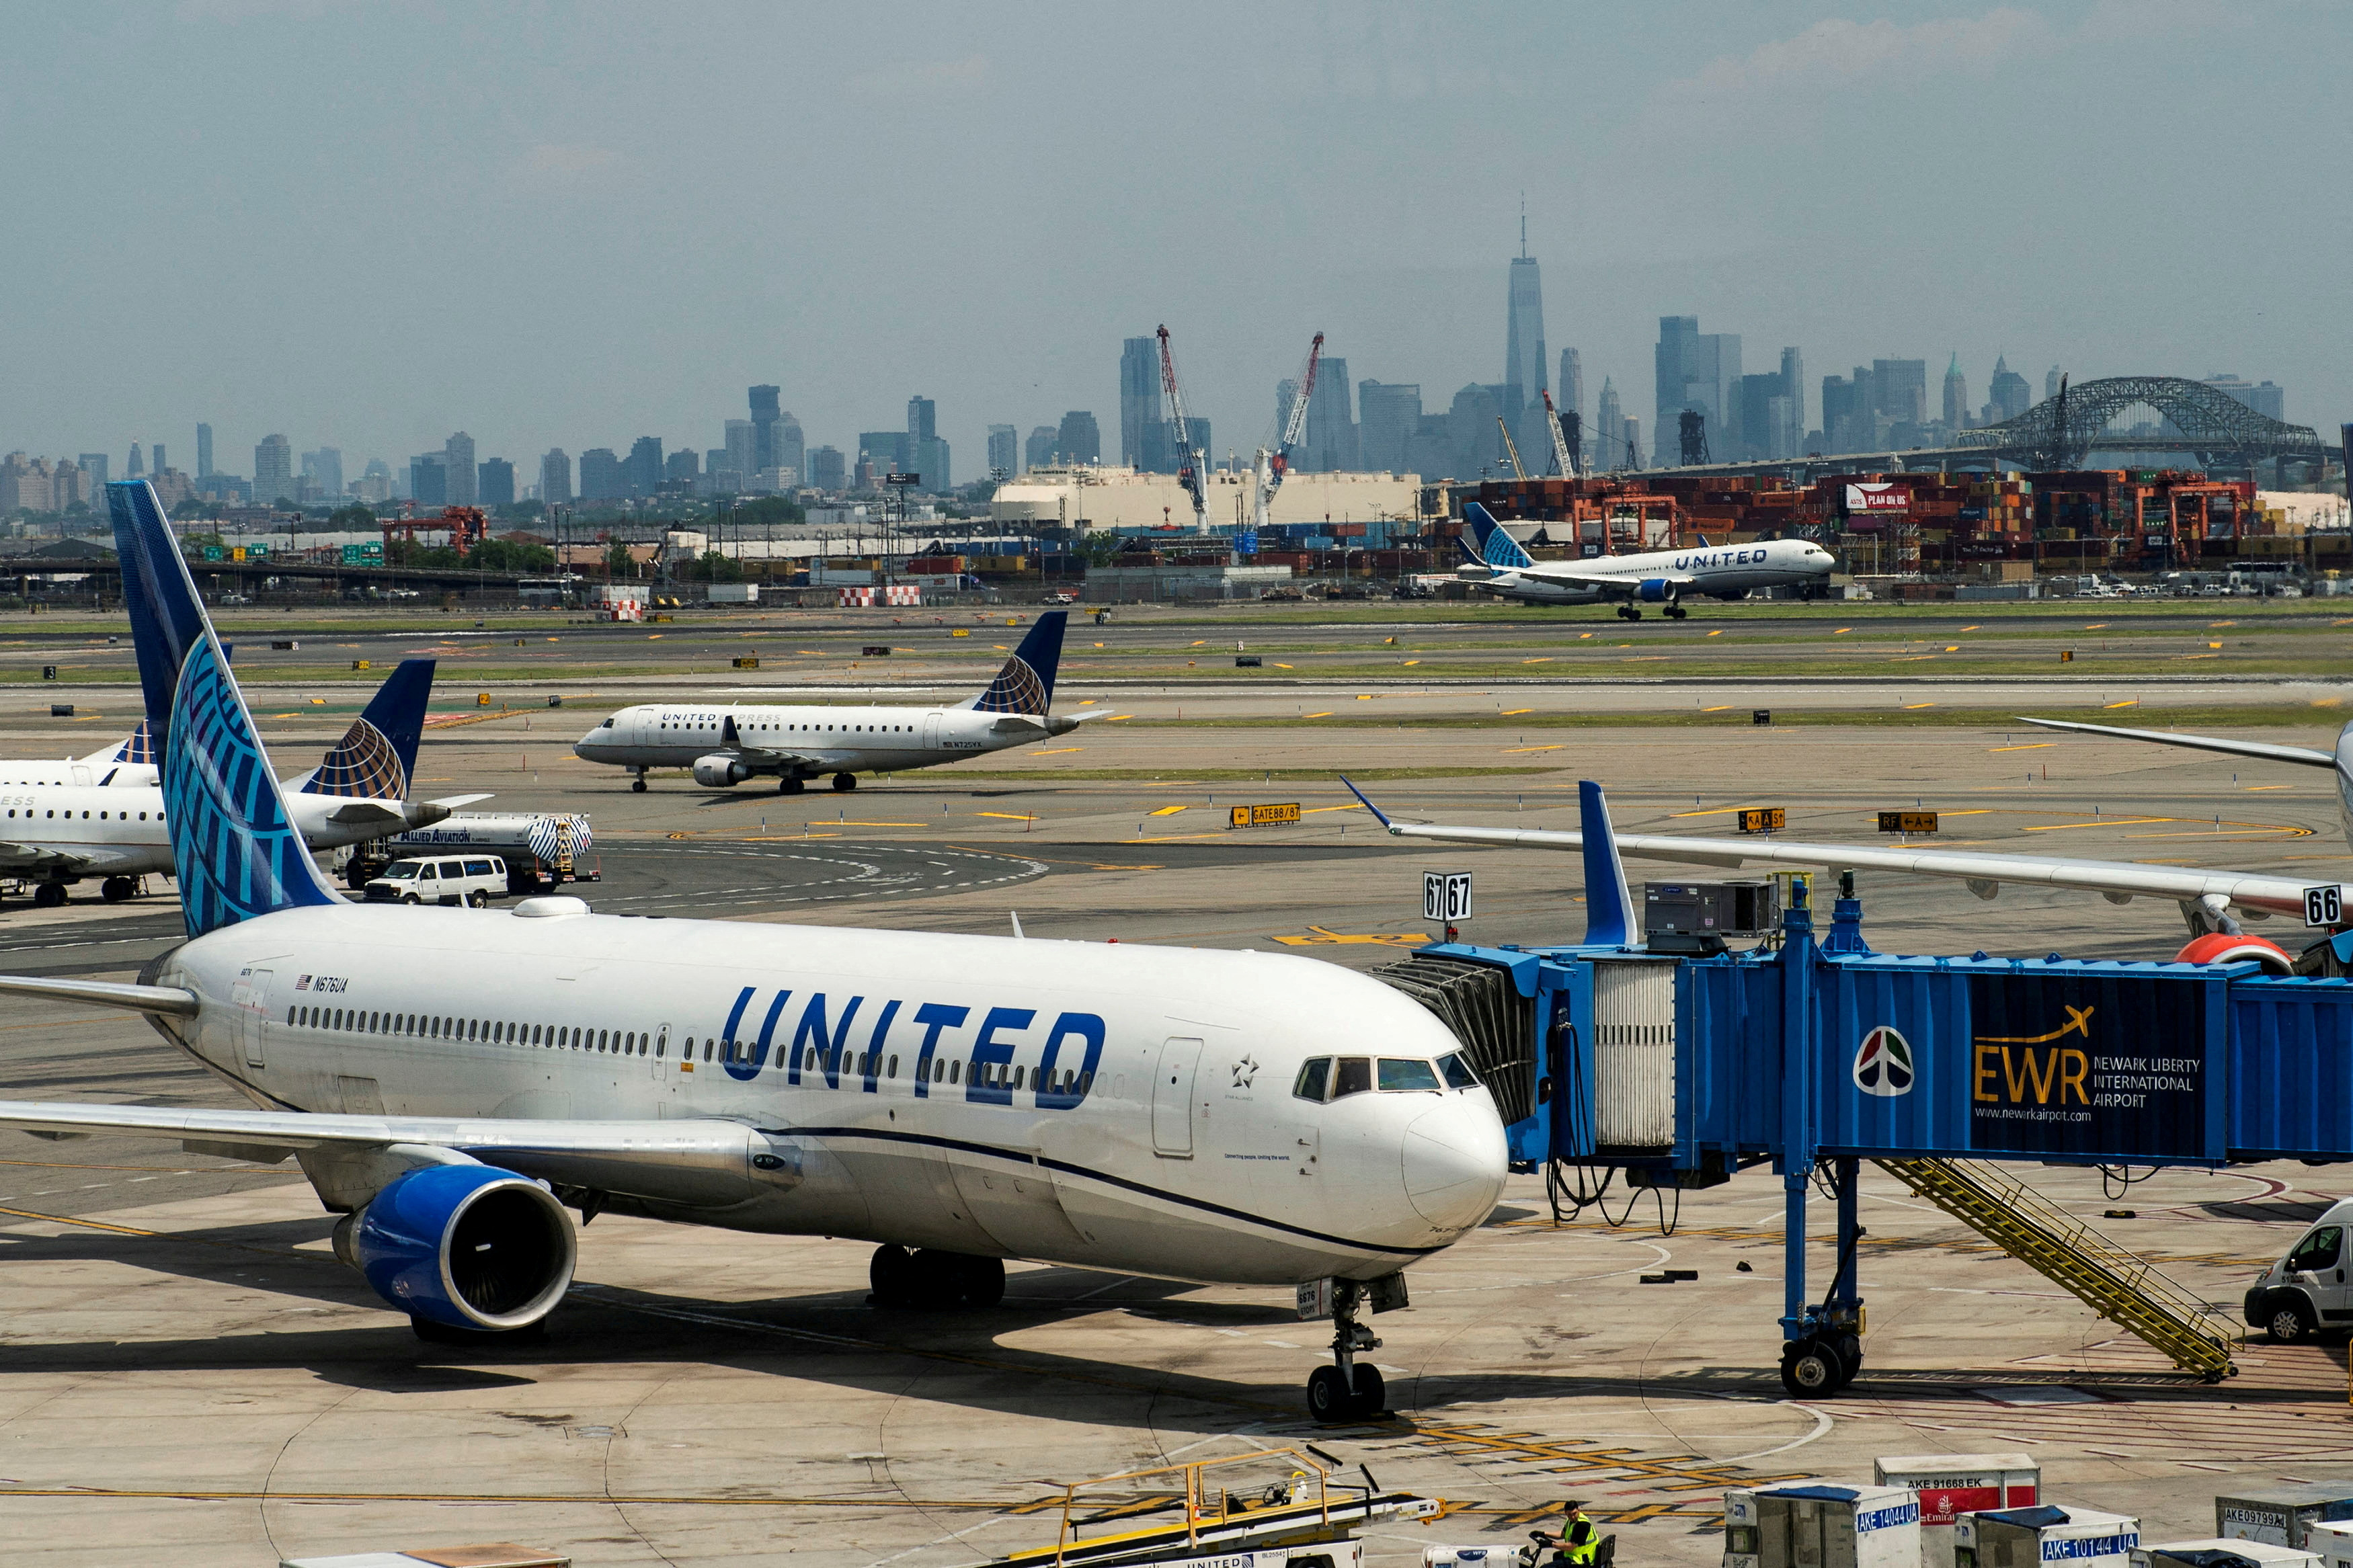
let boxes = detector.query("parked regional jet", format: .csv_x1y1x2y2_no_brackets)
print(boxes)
0,723,160,788
1455,502,1836,618
1345,708,2353,970
0,481,1507,1424
576,611,1103,792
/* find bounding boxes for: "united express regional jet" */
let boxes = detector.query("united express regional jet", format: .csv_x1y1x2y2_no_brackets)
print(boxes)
0,481,1507,1424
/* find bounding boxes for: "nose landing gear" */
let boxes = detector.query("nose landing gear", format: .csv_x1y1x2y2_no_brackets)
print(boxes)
1306,1280,1390,1423
631,768,648,794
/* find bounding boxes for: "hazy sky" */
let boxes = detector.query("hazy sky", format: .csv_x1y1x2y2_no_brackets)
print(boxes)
5,0,2346,484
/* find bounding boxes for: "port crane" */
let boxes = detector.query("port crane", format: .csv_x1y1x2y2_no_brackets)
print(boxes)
1252,332,1323,534
1156,325,1209,530
1541,388,1581,479
1494,415,1528,481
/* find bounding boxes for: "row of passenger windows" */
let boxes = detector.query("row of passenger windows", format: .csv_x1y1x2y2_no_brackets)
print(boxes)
5,808,158,821
1293,1053,1480,1102
665,718,912,735
284,1004,1095,1096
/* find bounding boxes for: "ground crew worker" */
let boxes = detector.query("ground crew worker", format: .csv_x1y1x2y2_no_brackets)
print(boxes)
1532,1501,1599,1567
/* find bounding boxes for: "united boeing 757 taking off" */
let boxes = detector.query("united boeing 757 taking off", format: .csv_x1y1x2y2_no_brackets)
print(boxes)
1457,502,1836,618
0,482,1507,1423
576,610,1104,792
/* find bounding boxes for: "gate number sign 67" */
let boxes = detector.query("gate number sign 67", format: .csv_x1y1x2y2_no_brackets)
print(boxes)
1424,872,1473,923
2306,884,2346,928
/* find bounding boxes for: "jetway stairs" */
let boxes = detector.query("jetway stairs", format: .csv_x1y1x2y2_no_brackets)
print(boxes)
1875,1157,2240,1380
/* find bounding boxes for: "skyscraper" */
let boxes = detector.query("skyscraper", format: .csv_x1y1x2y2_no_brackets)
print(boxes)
1942,354,1968,430
723,420,756,481
302,447,344,499
78,453,108,495
1357,381,1422,474
1595,379,1624,467
2046,366,2063,400
479,457,516,507
540,449,573,505
908,395,949,491
622,437,663,497
1653,318,1739,464
1119,336,1159,468
775,412,804,485
807,446,846,491
1304,357,1355,471
1780,349,1805,443
1557,349,1583,454
577,448,623,501
1872,360,1928,431
1055,411,1101,464
196,423,213,479
1025,426,1058,470
750,386,781,472
443,432,477,506
986,424,1018,477
253,434,292,501
127,443,145,478
662,450,697,488
409,452,448,507
1988,356,2032,423
1505,250,1546,416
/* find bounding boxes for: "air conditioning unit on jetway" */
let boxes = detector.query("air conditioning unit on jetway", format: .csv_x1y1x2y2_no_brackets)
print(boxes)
1644,880,1778,954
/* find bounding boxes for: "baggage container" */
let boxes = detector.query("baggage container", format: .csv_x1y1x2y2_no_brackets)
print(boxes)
2217,1487,2353,1549
2135,1542,2319,1568
1724,1484,1921,1568
1876,1453,2039,1568
2305,1524,2353,1568
1957,1507,2137,1568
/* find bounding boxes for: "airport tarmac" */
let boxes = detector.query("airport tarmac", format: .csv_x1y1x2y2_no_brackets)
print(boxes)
1,634,2349,1567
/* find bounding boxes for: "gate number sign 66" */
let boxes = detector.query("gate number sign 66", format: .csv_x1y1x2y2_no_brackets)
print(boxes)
2305,884,2345,928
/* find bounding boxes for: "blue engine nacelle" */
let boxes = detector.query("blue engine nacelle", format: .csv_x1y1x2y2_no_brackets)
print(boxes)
1636,577,1675,603
693,753,753,787
341,1163,576,1331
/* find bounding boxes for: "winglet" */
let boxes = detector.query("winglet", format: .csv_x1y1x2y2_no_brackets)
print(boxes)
970,610,1067,715
1578,780,1635,947
1340,776,1394,830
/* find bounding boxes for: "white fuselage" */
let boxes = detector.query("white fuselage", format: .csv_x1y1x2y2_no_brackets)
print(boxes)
149,904,1509,1284
0,780,407,877
575,702,1078,780
1470,538,1835,604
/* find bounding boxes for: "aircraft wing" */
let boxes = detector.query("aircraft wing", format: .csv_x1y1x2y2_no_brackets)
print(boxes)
2020,716,2341,769
1517,566,1696,598
0,841,149,875
1350,803,2334,922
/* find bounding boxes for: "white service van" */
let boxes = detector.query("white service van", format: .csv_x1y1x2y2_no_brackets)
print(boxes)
362,854,511,907
2245,1198,2353,1343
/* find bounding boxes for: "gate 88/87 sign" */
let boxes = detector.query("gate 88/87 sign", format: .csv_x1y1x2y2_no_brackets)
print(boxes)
1423,872,1472,923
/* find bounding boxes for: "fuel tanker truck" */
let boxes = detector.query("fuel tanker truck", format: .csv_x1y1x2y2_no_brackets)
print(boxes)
337,811,596,895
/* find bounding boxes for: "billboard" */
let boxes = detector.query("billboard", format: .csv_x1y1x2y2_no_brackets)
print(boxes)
1845,482,1911,516
1966,973,2207,1160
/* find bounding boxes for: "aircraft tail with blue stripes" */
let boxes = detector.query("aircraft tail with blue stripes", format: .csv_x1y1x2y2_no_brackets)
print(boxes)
1463,503,1537,570
107,481,339,936
967,609,1067,716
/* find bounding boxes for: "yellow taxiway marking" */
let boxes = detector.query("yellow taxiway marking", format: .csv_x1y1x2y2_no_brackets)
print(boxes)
1501,708,1533,715
2208,620,2237,628
2105,699,2139,708
1522,657,1553,664
1834,627,1853,634
1502,745,1563,753
1272,926,1426,948
1903,703,1936,710
1402,659,1421,666
1944,645,1960,651
1106,714,1133,720
1578,632,1594,639
1670,805,1757,819
2246,784,2294,791
2023,817,2184,831
830,821,926,827
1031,747,1082,755
1707,629,1724,636
1147,804,1188,816
1303,710,1334,718
2083,623,2109,630
974,812,1037,821
1189,641,1207,647
1989,743,2054,751
1274,662,1294,668
1701,705,1732,712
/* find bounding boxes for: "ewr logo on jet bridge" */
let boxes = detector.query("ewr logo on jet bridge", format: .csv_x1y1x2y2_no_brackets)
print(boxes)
1853,1025,1915,1097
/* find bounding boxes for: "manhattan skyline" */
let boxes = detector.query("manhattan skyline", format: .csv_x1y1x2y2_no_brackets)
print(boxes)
2,2,2343,483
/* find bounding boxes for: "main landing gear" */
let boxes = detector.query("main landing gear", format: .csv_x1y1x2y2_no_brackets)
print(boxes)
1615,604,1642,621
31,882,67,909
867,1244,1006,1309
99,876,137,903
831,772,857,792
1663,604,1688,620
1307,1280,1388,1423
777,776,805,794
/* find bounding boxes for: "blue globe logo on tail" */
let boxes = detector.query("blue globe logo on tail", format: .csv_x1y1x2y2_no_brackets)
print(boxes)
1853,1024,1915,1098
307,718,407,798
970,610,1066,716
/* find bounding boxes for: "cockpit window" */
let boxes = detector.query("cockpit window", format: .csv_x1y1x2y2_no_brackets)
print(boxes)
380,860,422,879
598,717,614,729
1437,1053,1480,1091
1293,1057,1330,1102
1378,1059,1442,1093
1332,1057,1373,1099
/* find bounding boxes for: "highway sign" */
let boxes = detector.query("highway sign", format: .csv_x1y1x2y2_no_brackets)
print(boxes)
1228,802,1300,828
1423,871,1473,923
1737,807,1786,833
1878,811,1940,834
2305,884,2344,927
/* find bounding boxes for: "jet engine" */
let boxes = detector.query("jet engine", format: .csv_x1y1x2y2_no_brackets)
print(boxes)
335,1163,576,1333
2176,932,2294,975
1636,578,1675,603
694,753,753,787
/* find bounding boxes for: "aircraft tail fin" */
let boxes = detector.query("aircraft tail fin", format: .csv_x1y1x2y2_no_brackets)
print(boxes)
969,610,1067,715
300,659,435,798
1464,503,1536,570
108,480,339,937
1577,780,1635,947
81,720,156,769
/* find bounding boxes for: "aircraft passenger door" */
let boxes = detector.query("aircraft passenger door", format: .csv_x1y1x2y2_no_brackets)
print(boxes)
234,968,274,1069
922,713,941,751
1152,1036,1203,1157
652,1023,670,1083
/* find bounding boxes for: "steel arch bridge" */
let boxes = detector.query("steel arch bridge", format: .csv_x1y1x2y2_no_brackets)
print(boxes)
1948,376,2327,470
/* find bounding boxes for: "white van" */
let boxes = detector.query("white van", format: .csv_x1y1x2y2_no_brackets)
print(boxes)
2245,1198,2353,1343
363,854,510,907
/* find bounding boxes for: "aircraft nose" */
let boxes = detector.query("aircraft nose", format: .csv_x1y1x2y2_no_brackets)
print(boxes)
1400,1097,1508,1230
